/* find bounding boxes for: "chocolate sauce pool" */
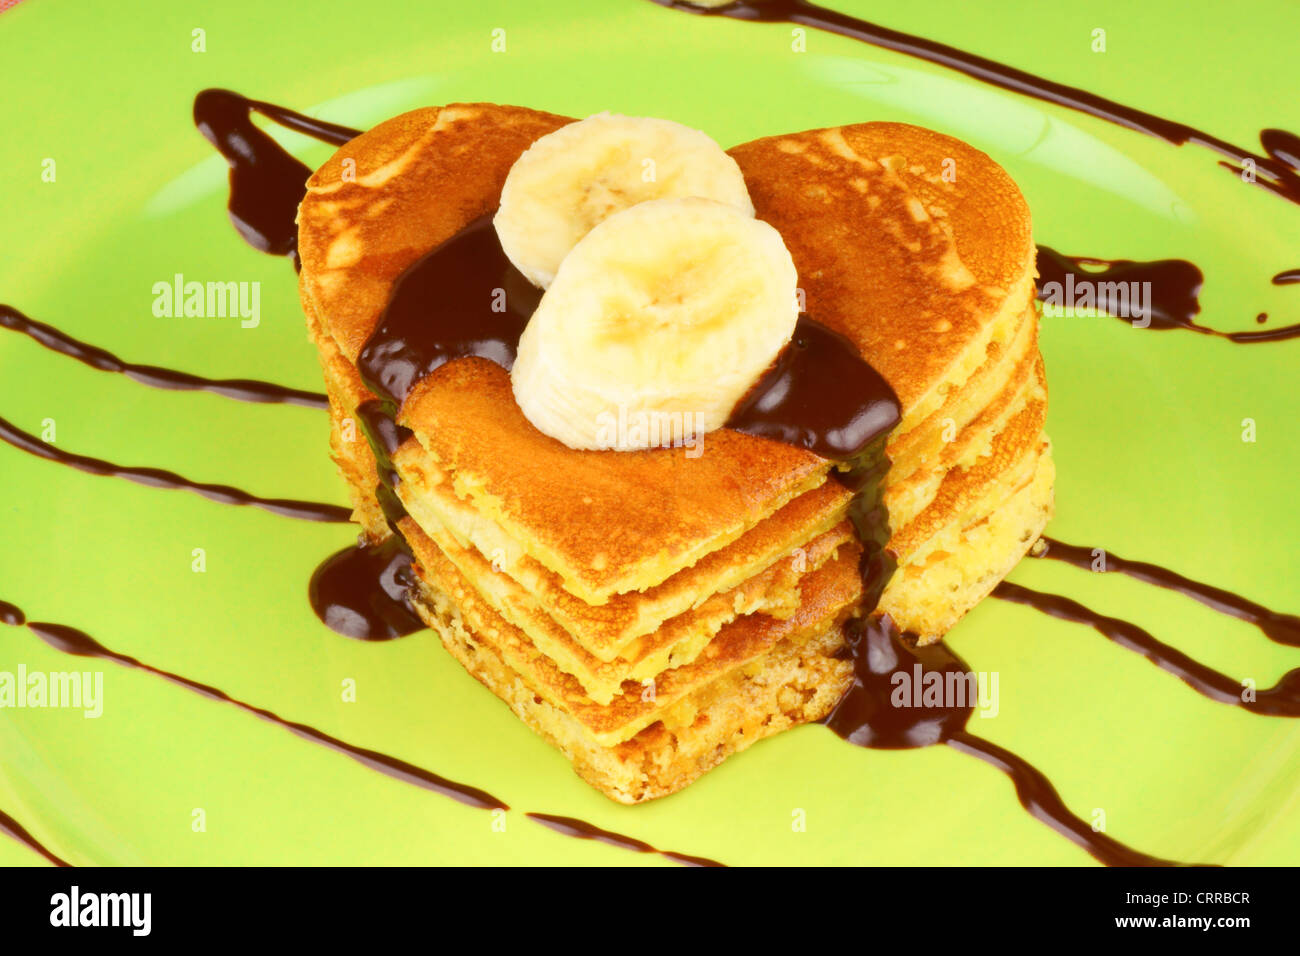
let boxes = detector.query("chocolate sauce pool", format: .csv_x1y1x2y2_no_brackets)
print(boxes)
307,537,424,641
822,616,1192,866
356,216,538,405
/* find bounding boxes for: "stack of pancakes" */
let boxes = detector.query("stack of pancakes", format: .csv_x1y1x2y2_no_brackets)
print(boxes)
298,105,1052,802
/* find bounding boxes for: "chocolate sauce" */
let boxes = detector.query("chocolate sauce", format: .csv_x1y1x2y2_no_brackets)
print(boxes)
1036,247,1300,343
355,399,412,491
995,583,1300,716
0,600,25,626
1249,130,1300,203
354,400,419,536
0,604,504,810
729,315,900,459
724,316,900,606
1,600,740,863
303,399,425,641
308,537,424,641
0,414,350,523
652,1,1300,206
193,89,360,263
526,813,725,867
822,616,1191,865
1262,130,1300,170
0,807,69,868
1033,536,1300,648
0,305,327,408
317,213,544,643
943,732,1196,866
347,219,537,635
357,216,541,405
1036,246,1202,330
1273,269,1300,285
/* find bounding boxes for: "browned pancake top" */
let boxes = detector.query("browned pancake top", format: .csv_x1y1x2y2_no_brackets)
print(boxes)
401,358,829,601
298,103,573,361
729,122,1036,412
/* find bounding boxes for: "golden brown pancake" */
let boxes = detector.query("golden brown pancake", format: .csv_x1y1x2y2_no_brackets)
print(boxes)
401,516,862,747
296,105,1053,802
393,454,853,658
885,319,1042,533
399,359,833,602
299,104,573,363
882,439,1054,641
887,300,1038,479
728,122,1037,428
410,507,852,704
415,579,853,804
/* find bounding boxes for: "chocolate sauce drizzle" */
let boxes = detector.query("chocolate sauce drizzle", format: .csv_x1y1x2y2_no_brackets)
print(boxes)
193,89,360,263
729,316,901,459
1273,269,1300,286
0,413,350,523
0,806,69,867
822,615,1191,865
0,599,24,627
526,813,726,867
0,603,504,810
652,0,1300,207
1036,247,1300,343
0,600,727,866
996,583,1300,716
659,2,1300,339
1033,536,1300,648
189,88,437,640
0,305,327,408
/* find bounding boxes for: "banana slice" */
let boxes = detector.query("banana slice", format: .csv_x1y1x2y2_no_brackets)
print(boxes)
511,197,798,452
494,113,755,288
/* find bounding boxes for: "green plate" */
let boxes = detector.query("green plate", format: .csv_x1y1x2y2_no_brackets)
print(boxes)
2,0,1298,866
